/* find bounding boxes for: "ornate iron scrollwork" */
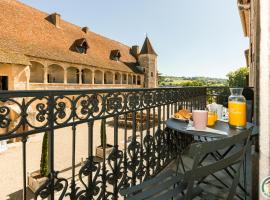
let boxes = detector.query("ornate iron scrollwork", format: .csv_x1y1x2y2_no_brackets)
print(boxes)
0,87,215,199
0,106,10,129
34,171,68,200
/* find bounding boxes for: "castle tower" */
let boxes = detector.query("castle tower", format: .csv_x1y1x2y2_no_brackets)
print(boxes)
138,36,158,88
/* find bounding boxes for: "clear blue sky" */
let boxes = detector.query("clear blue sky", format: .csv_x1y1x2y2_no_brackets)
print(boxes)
20,0,248,78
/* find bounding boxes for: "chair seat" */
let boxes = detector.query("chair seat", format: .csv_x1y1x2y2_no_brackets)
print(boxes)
120,170,183,200
120,169,204,200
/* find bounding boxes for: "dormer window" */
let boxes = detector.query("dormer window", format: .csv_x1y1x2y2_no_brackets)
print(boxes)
77,43,88,54
73,38,89,54
110,50,121,61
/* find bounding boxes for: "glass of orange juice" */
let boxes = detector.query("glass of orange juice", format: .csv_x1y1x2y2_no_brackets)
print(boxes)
207,111,216,126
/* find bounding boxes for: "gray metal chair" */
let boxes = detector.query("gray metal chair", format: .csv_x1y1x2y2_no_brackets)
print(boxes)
120,132,250,200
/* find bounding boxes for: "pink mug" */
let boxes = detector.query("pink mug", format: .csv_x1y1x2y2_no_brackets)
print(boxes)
192,110,208,130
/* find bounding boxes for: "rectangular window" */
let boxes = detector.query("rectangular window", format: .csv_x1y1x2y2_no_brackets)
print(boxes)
151,72,154,77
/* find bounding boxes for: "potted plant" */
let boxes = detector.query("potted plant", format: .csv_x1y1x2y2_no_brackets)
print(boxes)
96,119,113,159
28,131,49,192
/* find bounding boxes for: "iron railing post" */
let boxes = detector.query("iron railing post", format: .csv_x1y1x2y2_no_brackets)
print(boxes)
48,94,55,200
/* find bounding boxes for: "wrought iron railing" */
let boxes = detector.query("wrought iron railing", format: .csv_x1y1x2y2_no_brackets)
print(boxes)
0,87,233,200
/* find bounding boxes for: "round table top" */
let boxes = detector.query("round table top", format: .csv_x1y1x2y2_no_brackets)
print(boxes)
166,118,255,138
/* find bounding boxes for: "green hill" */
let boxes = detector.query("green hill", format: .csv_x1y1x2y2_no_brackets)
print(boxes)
158,75,227,87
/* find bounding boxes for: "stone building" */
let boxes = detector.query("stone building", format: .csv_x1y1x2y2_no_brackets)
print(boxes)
238,0,260,124
0,0,158,91
238,0,260,89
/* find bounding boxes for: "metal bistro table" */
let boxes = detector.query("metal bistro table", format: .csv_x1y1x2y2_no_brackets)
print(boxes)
166,118,257,200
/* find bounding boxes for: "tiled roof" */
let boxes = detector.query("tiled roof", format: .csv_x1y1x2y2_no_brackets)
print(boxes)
0,49,30,65
140,36,157,56
0,0,142,74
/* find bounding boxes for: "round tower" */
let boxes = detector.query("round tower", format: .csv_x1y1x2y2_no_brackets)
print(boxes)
138,36,158,88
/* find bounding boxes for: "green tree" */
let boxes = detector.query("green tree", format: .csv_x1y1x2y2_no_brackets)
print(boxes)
40,131,49,177
157,72,165,85
226,67,249,87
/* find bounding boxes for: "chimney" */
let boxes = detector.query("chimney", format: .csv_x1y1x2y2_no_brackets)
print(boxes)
131,45,140,58
49,13,61,28
82,27,89,33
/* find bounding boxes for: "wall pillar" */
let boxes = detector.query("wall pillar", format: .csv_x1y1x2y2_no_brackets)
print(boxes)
102,71,104,84
91,70,94,84
25,66,30,90
126,73,128,84
79,69,82,84
64,68,67,84
120,73,123,85
113,72,115,84
134,75,137,85
44,65,48,84
259,1,270,199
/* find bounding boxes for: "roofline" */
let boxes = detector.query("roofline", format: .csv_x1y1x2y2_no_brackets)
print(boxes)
14,0,135,52
237,0,251,37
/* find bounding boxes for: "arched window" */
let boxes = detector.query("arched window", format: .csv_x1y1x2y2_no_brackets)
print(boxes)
133,75,136,84
137,76,141,85
29,61,44,83
128,75,132,84
94,70,103,84
122,74,127,84
82,69,92,84
104,71,113,84
47,64,64,83
67,67,79,84
115,72,121,84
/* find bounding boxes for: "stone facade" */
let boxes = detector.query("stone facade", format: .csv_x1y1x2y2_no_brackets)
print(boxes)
138,54,157,88
0,0,158,91
238,0,260,123
0,58,145,91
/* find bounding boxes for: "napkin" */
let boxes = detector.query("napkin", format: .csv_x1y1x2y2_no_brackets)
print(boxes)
186,121,228,135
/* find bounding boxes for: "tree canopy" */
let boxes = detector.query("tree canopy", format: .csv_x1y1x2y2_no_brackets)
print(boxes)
226,67,249,87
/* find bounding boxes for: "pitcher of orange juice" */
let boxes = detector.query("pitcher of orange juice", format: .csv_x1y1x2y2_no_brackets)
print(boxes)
228,88,246,129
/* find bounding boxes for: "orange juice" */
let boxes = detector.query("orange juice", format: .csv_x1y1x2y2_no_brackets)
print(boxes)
207,112,216,126
214,112,218,121
228,101,246,128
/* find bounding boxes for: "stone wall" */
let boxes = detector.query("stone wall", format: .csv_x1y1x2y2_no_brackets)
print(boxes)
138,54,157,88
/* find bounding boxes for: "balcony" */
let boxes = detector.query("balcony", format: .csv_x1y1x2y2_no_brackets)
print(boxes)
0,87,257,199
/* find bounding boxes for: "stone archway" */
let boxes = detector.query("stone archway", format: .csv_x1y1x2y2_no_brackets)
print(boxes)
82,68,92,84
122,74,127,84
133,75,136,84
29,61,44,83
94,70,103,84
128,74,132,84
67,67,79,84
104,71,113,84
137,75,141,85
47,64,64,83
115,72,121,84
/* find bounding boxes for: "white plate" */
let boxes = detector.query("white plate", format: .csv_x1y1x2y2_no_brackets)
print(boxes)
171,116,189,122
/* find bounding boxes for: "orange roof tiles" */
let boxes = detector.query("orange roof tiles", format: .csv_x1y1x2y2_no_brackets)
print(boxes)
0,0,141,73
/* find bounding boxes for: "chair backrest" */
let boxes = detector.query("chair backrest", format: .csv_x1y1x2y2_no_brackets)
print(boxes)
183,131,250,200
120,131,250,200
